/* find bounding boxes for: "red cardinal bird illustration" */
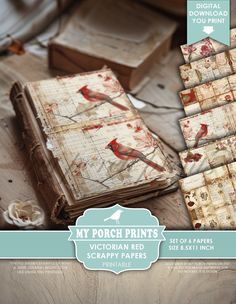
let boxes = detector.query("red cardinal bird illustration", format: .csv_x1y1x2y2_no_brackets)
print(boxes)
106,139,165,172
78,85,129,111
193,124,208,148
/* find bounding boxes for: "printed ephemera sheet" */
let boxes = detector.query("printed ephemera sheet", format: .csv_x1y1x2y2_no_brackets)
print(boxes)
179,102,236,148
179,74,236,116
181,28,236,63
179,49,236,88
179,163,236,229
180,135,236,176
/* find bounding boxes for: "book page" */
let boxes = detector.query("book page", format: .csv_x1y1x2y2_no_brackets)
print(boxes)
180,135,236,176
179,74,236,116
25,69,174,201
180,28,236,63
179,164,236,229
179,49,236,89
179,102,236,148
54,0,176,67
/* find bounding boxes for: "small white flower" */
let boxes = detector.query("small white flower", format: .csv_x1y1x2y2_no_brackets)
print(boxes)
3,200,44,229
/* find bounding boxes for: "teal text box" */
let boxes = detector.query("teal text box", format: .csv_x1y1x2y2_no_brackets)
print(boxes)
187,0,230,45
0,231,236,259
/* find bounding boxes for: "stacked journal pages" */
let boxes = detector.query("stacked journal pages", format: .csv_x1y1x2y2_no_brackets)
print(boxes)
181,28,236,63
179,74,236,116
179,163,236,229
178,33,236,229
10,68,178,224
48,0,177,90
179,48,236,89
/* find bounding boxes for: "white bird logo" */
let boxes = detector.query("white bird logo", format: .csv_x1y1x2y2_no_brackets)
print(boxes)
104,210,124,224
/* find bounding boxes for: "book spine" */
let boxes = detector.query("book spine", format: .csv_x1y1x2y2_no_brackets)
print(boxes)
10,82,71,225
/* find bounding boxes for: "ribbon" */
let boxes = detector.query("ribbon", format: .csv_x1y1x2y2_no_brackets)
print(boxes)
187,0,230,45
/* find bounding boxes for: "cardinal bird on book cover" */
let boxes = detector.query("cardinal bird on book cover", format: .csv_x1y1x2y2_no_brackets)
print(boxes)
78,85,129,111
106,138,165,172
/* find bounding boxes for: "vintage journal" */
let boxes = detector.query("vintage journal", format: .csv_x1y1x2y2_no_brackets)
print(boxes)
179,163,236,230
10,69,177,224
48,0,177,90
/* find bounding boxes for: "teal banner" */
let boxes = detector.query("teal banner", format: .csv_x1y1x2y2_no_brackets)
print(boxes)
69,205,165,273
0,231,236,259
187,0,230,45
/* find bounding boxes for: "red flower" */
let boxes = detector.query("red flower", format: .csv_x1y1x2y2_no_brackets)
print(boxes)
195,223,201,229
188,201,195,207
134,126,142,133
200,44,212,57
105,76,111,81
225,94,232,101
182,44,197,55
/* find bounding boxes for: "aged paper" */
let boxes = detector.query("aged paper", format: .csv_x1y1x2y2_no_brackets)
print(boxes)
179,49,236,89
25,69,174,201
179,102,236,148
179,135,236,176
179,74,236,116
53,0,176,68
179,163,236,229
181,28,236,63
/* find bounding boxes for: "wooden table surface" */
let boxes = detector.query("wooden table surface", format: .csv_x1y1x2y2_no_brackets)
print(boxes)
1,52,236,304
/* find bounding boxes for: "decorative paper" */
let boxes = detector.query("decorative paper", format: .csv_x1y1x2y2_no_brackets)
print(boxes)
179,102,236,148
179,74,236,116
26,69,174,202
181,28,236,63
179,163,236,229
179,49,236,88
179,134,236,176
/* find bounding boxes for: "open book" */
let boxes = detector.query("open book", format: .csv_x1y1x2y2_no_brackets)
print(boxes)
48,0,177,90
10,69,178,224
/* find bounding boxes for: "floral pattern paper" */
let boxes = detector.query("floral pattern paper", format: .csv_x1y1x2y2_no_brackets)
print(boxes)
179,102,236,148
179,74,236,116
179,163,236,230
179,134,236,176
179,49,236,89
181,28,236,63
